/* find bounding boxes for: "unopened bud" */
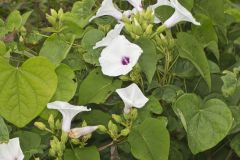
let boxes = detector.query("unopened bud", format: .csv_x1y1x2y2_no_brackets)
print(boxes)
98,125,108,133
108,120,118,135
48,114,55,130
34,122,46,130
112,114,123,123
50,9,58,18
120,128,130,136
68,126,99,139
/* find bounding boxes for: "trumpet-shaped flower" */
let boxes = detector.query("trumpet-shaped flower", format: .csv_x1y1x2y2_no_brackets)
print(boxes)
89,0,123,22
47,101,91,132
149,0,171,10
99,35,142,76
164,0,200,28
69,126,99,138
116,83,149,113
0,138,24,160
93,23,125,49
127,0,143,11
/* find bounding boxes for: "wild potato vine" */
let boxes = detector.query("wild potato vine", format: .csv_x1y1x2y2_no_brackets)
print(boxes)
0,0,240,159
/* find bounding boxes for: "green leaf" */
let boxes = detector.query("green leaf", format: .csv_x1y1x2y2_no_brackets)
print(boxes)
230,133,240,157
82,29,105,65
173,93,233,154
39,34,74,65
51,64,77,101
0,116,9,143
225,9,240,23
81,109,111,125
221,70,239,97
192,14,219,61
137,38,157,83
6,10,22,31
64,146,100,160
14,131,42,160
128,118,170,160
0,41,6,56
70,0,96,28
0,56,57,127
176,32,211,90
195,0,224,25
78,69,122,105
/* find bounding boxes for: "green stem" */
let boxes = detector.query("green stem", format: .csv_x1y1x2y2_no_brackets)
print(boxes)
151,24,167,39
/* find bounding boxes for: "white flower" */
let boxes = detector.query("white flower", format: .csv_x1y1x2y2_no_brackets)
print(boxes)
99,35,143,77
149,0,171,10
126,0,143,11
69,126,99,138
89,0,123,22
93,23,125,49
47,101,91,132
0,138,24,160
116,83,149,113
164,0,200,28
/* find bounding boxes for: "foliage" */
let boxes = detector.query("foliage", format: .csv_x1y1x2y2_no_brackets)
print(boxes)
0,0,240,159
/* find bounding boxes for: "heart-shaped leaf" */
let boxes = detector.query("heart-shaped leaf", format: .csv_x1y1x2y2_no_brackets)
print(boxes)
173,93,233,154
128,118,170,160
0,56,57,127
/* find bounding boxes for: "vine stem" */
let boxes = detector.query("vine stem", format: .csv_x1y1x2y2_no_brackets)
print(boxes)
98,141,114,152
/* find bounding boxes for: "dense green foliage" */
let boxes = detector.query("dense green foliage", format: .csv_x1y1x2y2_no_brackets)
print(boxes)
0,0,240,159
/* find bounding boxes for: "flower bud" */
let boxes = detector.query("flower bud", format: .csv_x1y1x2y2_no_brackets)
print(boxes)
112,114,123,123
48,114,55,130
68,126,99,139
145,24,153,35
50,9,58,18
34,122,46,131
49,148,56,157
108,120,118,136
120,128,130,136
98,125,108,133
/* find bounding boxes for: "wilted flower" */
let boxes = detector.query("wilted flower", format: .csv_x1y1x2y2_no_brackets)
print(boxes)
69,126,99,138
47,101,91,132
89,0,123,22
0,138,24,160
93,23,125,49
164,0,200,28
126,0,143,11
99,35,142,76
116,83,149,113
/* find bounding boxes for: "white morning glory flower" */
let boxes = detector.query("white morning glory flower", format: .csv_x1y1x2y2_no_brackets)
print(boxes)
149,0,171,24
0,138,24,160
47,101,91,132
126,0,143,11
93,23,125,49
149,0,171,10
164,0,200,28
99,35,143,77
116,83,149,113
69,126,99,139
89,0,123,22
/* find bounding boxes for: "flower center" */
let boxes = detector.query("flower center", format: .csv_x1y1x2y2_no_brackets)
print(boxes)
121,56,130,65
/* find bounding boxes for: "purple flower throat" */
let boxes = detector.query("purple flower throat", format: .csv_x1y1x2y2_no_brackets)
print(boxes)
121,56,130,65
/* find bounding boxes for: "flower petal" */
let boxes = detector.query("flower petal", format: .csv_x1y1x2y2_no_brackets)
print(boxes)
93,23,124,49
47,101,91,132
89,0,123,22
126,0,143,11
164,0,200,27
69,126,99,138
0,138,24,160
99,35,142,77
116,83,149,113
